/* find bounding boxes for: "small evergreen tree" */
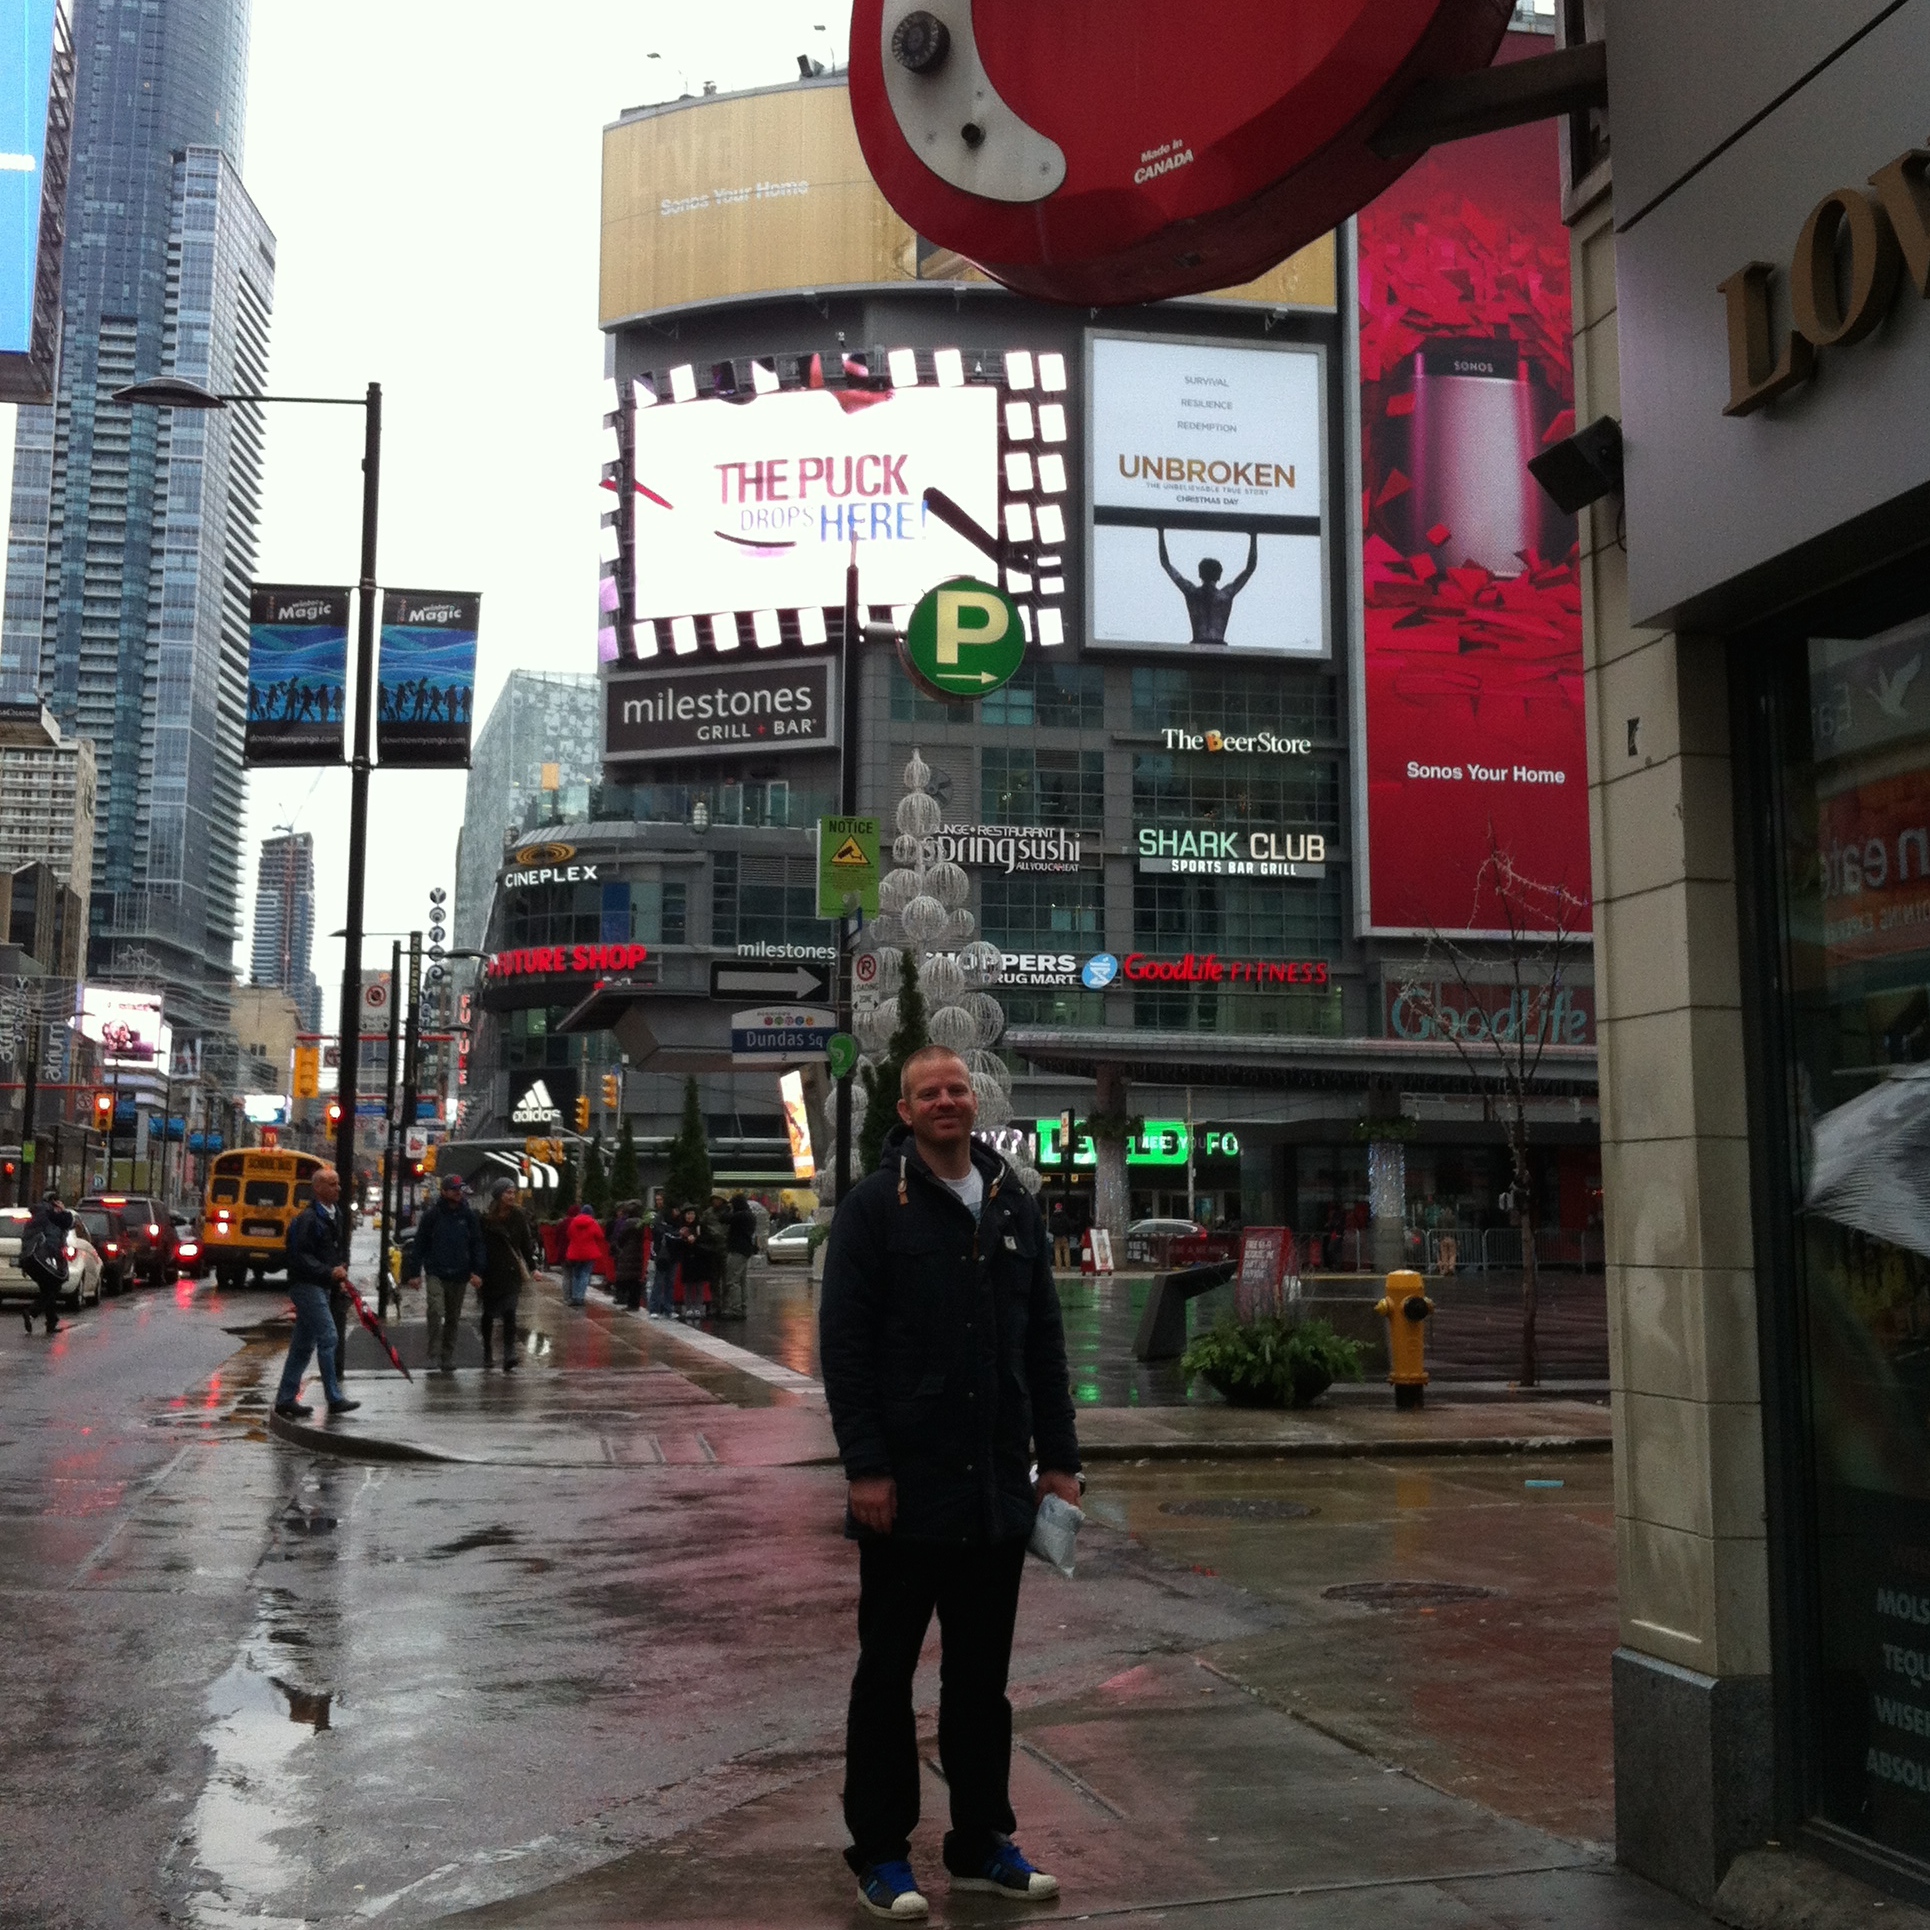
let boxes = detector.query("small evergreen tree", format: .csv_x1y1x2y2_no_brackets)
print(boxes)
555,1150,580,1216
610,1116,639,1204
665,1075,712,1206
859,950,927,1174
583,1135,609,1217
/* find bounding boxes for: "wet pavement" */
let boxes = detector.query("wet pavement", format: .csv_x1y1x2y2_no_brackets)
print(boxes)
0,1255,1669,1928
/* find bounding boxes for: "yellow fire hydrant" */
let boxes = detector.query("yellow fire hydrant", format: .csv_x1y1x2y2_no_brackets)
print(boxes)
1375,1269,1434,1409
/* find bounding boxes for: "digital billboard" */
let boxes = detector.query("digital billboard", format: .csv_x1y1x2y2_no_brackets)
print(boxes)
630,384,997,628
1086,334,1328,657
75,987,166,1068
0,0,66,401
1355,31,1589,934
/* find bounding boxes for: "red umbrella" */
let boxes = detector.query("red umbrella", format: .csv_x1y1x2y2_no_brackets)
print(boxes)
341,1278,412,1382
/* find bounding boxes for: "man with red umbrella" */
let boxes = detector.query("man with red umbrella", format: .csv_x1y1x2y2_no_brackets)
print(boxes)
274,1164,361,1420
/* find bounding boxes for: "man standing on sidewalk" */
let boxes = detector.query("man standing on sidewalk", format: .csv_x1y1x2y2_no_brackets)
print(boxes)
405,1172,486,1371
820,1044,1080,1922
721,1192,756,1318
274,1165,359,1420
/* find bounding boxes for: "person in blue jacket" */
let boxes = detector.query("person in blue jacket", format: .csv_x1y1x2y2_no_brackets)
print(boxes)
274,1165,359,1420
819,1043,1081,1922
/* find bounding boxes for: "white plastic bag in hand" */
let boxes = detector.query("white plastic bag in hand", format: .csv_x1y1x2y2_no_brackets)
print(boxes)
1028,1492,1085,1578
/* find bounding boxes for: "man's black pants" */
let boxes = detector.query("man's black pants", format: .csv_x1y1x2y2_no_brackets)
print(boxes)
843,1533,1026,1875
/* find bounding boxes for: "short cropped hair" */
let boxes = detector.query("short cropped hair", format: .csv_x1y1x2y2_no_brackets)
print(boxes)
900,1043,970,1099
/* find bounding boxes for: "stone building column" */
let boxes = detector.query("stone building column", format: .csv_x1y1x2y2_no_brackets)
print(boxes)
1571,194,1774,1904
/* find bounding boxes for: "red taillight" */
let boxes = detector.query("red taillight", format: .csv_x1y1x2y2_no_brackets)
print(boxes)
105,1242,118,1253
148,1223,160,1238
178,1242,199,1258
216,1208,230,1221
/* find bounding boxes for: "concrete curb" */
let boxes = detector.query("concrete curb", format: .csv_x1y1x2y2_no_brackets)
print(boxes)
1079,1433,1613,1461
265,1407,467,1464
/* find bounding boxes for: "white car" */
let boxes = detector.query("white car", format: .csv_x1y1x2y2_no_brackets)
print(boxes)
764,1222,817,1266
0,1208,104,1309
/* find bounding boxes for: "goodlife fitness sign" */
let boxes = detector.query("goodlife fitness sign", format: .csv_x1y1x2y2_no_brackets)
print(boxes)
1123,951,1330,986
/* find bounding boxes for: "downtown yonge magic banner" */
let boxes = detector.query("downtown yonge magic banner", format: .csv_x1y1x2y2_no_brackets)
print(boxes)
246,585,350,766
1355,30,1590,934
376,589,481,767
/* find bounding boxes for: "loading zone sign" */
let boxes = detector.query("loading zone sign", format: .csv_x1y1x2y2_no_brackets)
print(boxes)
731,1007,836,1063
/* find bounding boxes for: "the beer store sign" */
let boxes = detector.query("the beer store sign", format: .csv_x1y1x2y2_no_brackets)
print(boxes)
1137,825,1327,878
936,825,1087,874
604,659,834,763
1160,728,1312,756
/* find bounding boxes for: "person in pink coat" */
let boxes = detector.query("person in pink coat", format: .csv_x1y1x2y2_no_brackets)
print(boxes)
561,1200,613,1307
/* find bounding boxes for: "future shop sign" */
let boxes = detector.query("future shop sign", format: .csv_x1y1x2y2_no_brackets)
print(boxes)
604,658,833,763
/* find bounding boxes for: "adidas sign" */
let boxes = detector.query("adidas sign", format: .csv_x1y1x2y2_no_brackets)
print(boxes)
511,1079,562,1127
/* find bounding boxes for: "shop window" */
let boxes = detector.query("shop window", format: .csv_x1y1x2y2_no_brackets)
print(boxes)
981,747,1106,830
1129,663,1338,739
978,873,1104,950
1132,877,1345,955
627,880,688,946
1131,987,1344,1037
711,852,820,950
981,661,1106,730
1132,752,1340,831
501,879,603,949
889,660,961,725
998,989,1106,1029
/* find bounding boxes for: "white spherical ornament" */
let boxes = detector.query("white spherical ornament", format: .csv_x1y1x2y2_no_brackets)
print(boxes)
878,869,919,915
967,1048,1011,1088
958,940,1002,987
925,860,970,910
945,908,977,945
871,948,903,992
903,751,932,793
972,1076,1013,1127
1011,1160,1044,1196
963,990,1005,1047
901,894,949,945
896,790,943,837
922,952,965,1002
866,915,904,951
891,832,923,865
927,1004,978,1054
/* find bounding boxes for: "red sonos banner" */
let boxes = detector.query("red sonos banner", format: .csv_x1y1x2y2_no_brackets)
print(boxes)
1356,33,1591,934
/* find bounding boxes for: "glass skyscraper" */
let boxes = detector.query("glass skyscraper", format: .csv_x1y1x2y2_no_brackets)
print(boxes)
1,0,268,1041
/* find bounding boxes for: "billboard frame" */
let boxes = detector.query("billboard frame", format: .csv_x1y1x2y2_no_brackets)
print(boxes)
1081,325,1333,663
0,0,73,405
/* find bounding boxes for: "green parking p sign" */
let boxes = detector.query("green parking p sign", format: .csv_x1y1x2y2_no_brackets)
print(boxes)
899,577,1025,705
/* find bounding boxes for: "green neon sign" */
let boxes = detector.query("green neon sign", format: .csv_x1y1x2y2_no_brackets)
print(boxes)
1032,1120,1244,1168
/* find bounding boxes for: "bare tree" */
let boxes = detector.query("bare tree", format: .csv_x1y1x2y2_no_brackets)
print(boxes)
1396,836,1587,1388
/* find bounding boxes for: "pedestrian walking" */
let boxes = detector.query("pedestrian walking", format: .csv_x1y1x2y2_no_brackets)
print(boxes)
610,1200,648,1312
17,1187,73,1336
403,1172,487,1372
1048,1200,1071,1272
649,1198,680,1316
820,1044,1079,1921
478,1179,539,1370
720,1192,755,1318
274,1165,360,1420
561,1199,611,1307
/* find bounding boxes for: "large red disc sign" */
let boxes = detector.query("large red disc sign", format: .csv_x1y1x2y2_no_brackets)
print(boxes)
849,0,1513,307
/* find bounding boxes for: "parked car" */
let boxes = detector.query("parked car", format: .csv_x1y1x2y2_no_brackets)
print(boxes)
764,1221,817,1266
75,1205,130,1294
77,1194,174,1288
0,1207,104,1309
170,1212,208,1279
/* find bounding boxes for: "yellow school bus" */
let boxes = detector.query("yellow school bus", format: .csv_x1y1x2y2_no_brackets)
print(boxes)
203,1149,324,1288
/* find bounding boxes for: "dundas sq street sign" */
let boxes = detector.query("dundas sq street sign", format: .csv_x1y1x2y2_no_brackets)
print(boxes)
898,577,1025,703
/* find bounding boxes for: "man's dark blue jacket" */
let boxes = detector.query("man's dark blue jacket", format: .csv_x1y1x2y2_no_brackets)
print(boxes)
405,1195,487,1281
285,1201,341,1291
819,1125,1079,1545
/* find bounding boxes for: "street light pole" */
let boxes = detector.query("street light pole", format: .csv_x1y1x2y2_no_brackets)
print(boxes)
332,382,382,1257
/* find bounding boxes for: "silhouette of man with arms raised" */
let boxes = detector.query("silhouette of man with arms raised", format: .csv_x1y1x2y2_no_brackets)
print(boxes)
1157,529,1259,646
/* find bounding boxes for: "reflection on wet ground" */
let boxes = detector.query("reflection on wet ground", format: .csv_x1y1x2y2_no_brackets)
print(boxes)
726,1262,1608,1405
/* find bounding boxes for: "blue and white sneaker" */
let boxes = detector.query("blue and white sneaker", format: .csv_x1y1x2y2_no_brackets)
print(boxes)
951,1838,1060,1900
856,1858,930,1921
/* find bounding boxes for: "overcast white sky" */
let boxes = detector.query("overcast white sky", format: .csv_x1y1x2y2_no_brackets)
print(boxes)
238,1,851,1018
1,1,851,1026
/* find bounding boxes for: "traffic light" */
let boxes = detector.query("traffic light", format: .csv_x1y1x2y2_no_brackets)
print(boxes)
602,1072,620,1111
325,1099,343,1130
93,1090,113,1131
574,1093,591,1131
